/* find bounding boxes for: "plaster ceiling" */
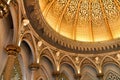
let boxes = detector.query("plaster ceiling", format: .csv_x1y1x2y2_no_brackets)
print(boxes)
39,0,120,42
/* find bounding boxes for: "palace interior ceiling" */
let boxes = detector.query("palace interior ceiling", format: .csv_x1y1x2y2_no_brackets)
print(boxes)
0,0,120,80
39,0,120,42
24,0,120,53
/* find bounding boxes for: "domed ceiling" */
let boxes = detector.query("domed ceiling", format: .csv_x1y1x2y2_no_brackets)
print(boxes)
24,0,120,53
39,0,120,42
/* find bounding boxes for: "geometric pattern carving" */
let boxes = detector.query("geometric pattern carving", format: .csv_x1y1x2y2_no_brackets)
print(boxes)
105,71,120,80
64,0,78,23
103,0,119,22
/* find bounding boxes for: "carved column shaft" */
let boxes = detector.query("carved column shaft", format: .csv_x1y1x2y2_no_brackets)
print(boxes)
3,44,21,80
4,55,16,80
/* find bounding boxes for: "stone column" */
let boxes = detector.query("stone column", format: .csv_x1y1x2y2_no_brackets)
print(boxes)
3,44,21,80
29,62,40,80
52,71,60,80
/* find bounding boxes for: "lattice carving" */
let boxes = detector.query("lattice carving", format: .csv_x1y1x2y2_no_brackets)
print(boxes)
105,71,120,80
102,0,119,22
64,0,78,23
52,0,67,17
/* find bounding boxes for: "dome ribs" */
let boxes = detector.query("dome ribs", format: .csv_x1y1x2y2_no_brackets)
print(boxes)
113,0,120,10
99,0,113,39
55,0,71,32
43,0,56,18
72,0,82,40
89,0,94,42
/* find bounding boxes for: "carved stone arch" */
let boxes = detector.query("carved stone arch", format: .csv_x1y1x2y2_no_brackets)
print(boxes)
60,63,76,80
40,47,56,70
102,62,120,75
22,32,37,61
23,31,38,61
59,55,77,74
80,58,98,73
81,65,99,80
40,55,55,69
20,40,35,63
103,70,120,80
100,56,120,73
40,56,55,80
40,47,48,55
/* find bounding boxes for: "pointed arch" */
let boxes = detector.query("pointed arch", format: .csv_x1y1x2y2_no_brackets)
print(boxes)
102,58,120,75
100,56,120,70
22,31,38,62
20,41,33,62
60,63,76,80
40,47,56,70
79,58,98,73
40,56,55,80
59,55,77,73
80,64,99,80
21,33,36,62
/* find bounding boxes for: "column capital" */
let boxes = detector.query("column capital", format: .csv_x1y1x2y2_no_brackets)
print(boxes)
5,44,21,56
29,63,40,71
74,73,81,80
52,71,60,77
97,73,103,79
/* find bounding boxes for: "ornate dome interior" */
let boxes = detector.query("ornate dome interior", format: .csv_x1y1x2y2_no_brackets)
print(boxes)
0,0,120,80
39,0,120,42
